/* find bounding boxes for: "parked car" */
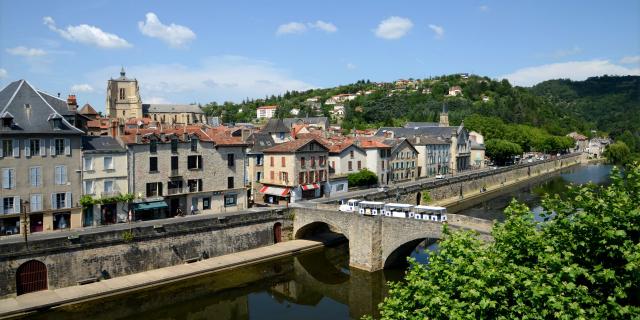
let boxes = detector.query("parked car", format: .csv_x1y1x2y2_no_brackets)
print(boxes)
435,174,445,179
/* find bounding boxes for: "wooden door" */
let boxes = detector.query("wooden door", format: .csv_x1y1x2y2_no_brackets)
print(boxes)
16,260,47,295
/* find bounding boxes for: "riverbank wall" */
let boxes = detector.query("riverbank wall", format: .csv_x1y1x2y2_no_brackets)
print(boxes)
0,209,292,299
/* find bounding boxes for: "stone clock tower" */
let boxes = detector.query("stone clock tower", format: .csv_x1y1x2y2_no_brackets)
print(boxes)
105,67,143,120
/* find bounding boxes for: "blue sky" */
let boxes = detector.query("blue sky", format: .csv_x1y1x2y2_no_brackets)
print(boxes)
1,0,638,111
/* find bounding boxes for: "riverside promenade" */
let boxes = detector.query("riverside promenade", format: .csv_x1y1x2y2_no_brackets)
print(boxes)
0,239,326,319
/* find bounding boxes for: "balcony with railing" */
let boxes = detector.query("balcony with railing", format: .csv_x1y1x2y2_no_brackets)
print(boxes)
167,187,187,195
169,169,181,177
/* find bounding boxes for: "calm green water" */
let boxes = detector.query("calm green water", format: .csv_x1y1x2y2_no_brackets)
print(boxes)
23,164,612,320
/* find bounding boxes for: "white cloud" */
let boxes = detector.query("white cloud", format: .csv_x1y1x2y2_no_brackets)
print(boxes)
309,20,337,33
500,59,640,87
70,84,94,93
428,24,444,39
6,46,47,57
0,68,7,78
620,55,640,64
145,96,170,104
276,22,308,35
346,63,357,70
479,5,489,12
374,16,413,40
87,55,315,104
43,16,131,49
138,13,196,48
550,46,582,58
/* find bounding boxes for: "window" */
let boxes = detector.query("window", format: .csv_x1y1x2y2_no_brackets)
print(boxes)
300,157,306,168
280,172,288,182
54,166,67,185
146,182,163,197
2,140,12,156
336,184,344,191
350,150,354,159
29,139,40,156
309,171,315,182
270,156,274,167
319,170,325,181
256,172,262,181
54,139,65,155
55,192,66,209
299,172,304,184
256,155,263,166
2,168,15,189
171,156,179,170
270,171,274,180
171,139,178,153
119,88,125,99
187,179,203,192
104,180,114,192
224,194,237,207
84,157,93,171
30,167,41,187
202,197,211,210
228,153,235,167
150,140,157,153
30,194,42,211
191,138,198,152
310,157,315,167
309,143,315,151
188,155,203,170
2,197,15,214
227,177,234,189
84,180,94,194
319,156,325,166
348,161,353,171
149,157,158,172
382,161,385,170
278,132,285,140
281,156,286,167
357,161,362,170
104,156,114,170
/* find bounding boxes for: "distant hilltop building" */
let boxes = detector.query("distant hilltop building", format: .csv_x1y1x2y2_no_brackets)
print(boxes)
256,105,278,119
105,67,204,125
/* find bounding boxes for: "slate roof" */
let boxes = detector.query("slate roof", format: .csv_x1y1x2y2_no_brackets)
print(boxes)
375,126,458,139
407,135,450,146
82,136,126,153
0,80,83,135
246,132,276,153
142,104,204,114
261,118,290,133
404,122,439,128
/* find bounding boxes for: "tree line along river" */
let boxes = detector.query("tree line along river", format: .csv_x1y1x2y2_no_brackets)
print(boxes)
19,164,613,320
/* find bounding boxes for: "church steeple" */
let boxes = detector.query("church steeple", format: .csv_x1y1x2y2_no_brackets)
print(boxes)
120,66,126,77
439,103,449,127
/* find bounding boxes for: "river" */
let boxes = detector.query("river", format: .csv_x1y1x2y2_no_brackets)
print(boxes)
20,164,613,320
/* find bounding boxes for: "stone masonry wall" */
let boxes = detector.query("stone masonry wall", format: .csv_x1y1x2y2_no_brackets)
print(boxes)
0,209,290,298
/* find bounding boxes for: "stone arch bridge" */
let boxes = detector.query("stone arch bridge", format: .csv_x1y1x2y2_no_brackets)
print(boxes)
292,206,493,271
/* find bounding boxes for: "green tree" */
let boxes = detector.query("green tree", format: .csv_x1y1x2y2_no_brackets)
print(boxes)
347,168,378,187
485,139,523,165
604,141,631,165
373,164,640,319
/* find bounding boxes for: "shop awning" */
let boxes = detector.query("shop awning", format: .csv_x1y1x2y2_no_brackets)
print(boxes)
133,200,168,211
259,186,290,196
301,183,320,190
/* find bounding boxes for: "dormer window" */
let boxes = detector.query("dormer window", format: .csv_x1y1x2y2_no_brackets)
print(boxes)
191,138,198,152
1,112,14,128
53,118,62,129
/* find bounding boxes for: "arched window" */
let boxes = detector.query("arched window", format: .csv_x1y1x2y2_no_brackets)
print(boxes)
16,260,47,295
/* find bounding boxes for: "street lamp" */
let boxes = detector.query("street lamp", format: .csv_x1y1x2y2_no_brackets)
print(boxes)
20,199,29,249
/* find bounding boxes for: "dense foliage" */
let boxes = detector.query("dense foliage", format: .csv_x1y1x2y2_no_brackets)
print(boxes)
373,164,640,319
484,139,523,165
604,141,632,165
347,168,379,187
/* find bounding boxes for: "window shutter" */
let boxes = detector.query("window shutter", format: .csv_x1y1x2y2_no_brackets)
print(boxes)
0,144,3,157
10,169,15,189
1,169,8,189
13,196,20,214
65,192,72,208
50,139,56,156
0,198,3,213
51,193,56,210
62,166,67,184
40,139,46,156
25,139,30,157
64,139,71,155
12,139,19,157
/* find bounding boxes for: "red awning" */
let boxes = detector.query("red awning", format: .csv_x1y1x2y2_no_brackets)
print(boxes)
301,183,320,190
260,186,291,196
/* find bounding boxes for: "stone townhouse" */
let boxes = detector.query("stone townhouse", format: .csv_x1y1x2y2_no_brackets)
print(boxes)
121,127,247,220
81,136,129,226
260,138,329,203
244,131,275,205
356,138,392,185
327,140,367,177
0,80,84,236
408,135,451,177
384,138,419,183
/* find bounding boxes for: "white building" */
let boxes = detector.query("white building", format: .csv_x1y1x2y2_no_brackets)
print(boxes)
256,105,278,119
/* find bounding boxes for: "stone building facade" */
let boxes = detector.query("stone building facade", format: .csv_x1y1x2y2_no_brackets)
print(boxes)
106,68,143,120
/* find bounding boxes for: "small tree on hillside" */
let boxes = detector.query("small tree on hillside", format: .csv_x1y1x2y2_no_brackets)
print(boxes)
347,168,378,187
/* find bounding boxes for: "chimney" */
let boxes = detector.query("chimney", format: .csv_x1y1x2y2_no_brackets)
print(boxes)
110,119,118,137
135,132,142,144
241,128,252,142
67,95,78,111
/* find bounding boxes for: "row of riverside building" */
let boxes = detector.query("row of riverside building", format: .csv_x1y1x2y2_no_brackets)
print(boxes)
0,71,485,236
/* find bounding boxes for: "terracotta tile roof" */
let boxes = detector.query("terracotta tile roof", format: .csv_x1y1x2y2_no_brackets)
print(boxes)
356,137,391,149
119,125,245,147
263,137,328,153
257,105,278,110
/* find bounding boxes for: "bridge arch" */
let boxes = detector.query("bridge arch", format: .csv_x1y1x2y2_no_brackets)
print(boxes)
382,228,445,269
294,221,348,241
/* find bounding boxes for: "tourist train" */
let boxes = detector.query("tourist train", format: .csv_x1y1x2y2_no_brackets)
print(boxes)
338,199,447,222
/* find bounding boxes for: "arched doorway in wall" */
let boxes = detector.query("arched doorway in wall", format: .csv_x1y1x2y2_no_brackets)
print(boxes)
273,222,282,243
16,260,48,295
416,192,422,205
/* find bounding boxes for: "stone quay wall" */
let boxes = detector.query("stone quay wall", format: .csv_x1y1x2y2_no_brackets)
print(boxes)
0,209,292,298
